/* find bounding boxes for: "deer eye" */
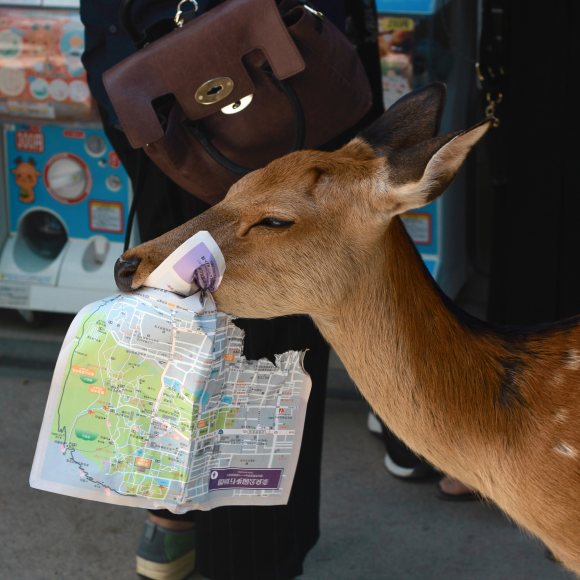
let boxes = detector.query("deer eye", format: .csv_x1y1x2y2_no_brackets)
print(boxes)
255,217,294,229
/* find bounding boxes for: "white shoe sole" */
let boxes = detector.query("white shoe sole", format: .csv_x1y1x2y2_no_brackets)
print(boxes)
384,452,419,479
136,550,195,580
367,411,383,435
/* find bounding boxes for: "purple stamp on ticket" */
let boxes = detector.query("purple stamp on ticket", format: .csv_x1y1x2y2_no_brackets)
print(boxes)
208,468,283,491
172,242,221,292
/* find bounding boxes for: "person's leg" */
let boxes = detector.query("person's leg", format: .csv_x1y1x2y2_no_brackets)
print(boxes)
368,412,475,499
367,410,436,479
148,512,196,529
103,124,329,580
102,122,205,580
196,316,329,580
437,476,477,501
370,413,476,498
128,159,207,578
379,421,436,480
136,511,197,580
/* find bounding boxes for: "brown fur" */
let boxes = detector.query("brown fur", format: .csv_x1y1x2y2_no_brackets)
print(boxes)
120,86,580,574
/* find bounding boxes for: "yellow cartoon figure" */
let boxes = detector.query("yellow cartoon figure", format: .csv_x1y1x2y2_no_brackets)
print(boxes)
13,157,40,204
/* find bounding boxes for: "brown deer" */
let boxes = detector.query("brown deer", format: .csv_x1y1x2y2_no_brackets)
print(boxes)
115,84,580,574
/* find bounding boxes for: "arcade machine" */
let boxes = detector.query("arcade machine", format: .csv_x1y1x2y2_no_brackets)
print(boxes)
376,0,474,298
0,2,133,316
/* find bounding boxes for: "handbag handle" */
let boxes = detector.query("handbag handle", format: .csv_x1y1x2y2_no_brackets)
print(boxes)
119,0,141,46
120,0,197,48
184,73,306,176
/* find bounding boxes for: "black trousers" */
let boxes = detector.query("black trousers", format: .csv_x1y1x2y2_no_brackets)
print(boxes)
104,124,329,580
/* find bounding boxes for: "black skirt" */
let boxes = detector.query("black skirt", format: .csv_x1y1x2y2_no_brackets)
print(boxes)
104,123,329,580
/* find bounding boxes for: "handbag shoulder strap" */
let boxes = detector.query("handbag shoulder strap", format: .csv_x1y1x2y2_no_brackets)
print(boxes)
120,0,181,48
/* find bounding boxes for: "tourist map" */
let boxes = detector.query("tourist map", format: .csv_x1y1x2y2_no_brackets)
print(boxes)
30,233,311,512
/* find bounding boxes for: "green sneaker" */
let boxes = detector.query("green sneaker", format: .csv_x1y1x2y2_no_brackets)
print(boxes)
136,519,196,580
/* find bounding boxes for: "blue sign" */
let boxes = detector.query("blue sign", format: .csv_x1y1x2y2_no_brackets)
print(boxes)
376,0,444,15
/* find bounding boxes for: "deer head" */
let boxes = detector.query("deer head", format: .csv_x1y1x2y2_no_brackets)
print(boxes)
116,83,490,318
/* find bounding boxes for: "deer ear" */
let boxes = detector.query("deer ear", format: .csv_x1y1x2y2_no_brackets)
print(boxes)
360,82,447,151
380,119,492,214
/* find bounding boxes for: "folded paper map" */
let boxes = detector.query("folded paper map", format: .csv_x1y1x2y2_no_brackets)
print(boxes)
30,232,311,512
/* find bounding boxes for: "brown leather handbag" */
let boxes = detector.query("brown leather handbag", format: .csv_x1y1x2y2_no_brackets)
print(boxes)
103,0,372,206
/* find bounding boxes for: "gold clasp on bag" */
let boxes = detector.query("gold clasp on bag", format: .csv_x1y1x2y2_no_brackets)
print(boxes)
221,94,254,115
175,0,199,27
195,77,235,105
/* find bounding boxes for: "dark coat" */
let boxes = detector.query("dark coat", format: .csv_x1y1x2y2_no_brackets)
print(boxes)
78,3,340,579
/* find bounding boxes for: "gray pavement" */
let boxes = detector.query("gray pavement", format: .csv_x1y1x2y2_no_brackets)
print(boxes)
0,351,574,580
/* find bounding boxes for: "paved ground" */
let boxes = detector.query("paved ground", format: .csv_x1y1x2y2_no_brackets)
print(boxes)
0,342,573,579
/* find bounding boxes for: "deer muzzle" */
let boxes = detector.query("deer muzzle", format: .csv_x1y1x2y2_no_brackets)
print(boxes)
114,255,141,292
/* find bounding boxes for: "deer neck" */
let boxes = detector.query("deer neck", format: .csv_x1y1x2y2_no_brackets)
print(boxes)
313,218,512,484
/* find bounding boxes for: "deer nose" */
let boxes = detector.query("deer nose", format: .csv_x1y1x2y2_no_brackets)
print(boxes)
114,255,141,292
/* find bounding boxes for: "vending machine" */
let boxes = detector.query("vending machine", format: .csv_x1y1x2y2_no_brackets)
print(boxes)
0,2,132,315
376,0,474,298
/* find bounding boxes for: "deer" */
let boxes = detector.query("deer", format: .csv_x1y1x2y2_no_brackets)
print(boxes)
114,84,580,574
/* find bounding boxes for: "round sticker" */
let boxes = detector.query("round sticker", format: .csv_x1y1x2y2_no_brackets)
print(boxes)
69,80,90,103
106,175,122,192
60,22,85,77
30,77,49,100
0,29,23,58
0,67,26,97
49,79,69,102
84,135,106,157
64,53,84,78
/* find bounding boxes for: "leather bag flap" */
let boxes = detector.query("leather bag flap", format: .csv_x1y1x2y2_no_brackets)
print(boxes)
103,0,305,148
